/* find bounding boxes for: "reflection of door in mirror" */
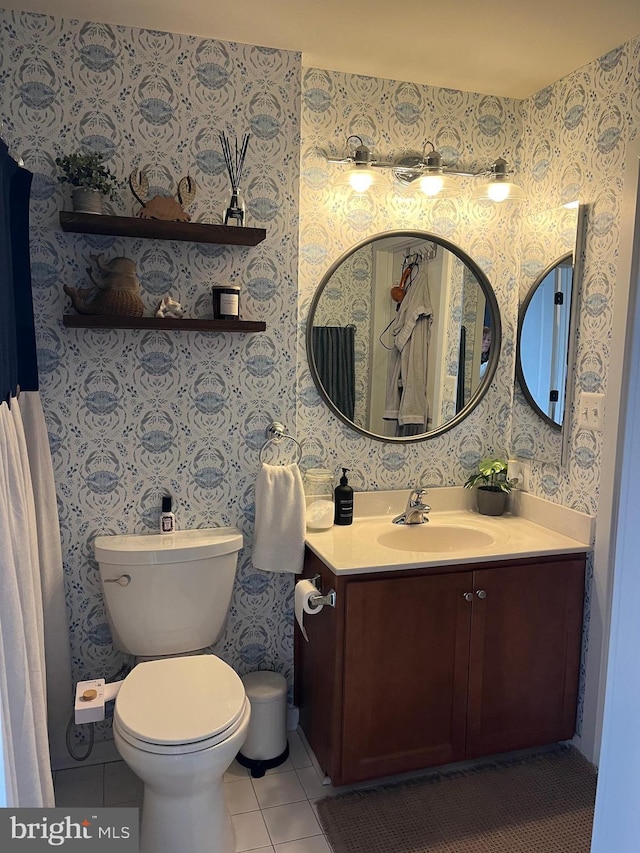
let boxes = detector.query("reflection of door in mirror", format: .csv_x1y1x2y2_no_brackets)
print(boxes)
308,231,499,442
369,238,489,437
518,257,573,426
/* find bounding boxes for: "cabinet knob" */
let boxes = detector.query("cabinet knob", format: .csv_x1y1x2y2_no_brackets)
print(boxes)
463,592,474,602
476,589,487,599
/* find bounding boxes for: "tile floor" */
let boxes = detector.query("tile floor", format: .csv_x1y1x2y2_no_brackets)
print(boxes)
53,729,338,853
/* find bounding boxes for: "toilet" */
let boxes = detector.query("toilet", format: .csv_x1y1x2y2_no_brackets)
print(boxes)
94,528,249,853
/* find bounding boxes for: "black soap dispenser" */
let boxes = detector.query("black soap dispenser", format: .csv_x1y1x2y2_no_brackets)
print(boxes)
334,468,353,526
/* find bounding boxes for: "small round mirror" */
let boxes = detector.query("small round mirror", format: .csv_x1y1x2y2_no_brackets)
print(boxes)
306,230,501,442
516,252,574,430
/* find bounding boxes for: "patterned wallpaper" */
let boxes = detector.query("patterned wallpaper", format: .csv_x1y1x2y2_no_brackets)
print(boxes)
298,44,640,512
1,5,639,753
0,9,301,740
298,69,523,488
517,42,640,516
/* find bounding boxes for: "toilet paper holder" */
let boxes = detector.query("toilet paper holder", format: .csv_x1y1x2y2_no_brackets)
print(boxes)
310,574,336,608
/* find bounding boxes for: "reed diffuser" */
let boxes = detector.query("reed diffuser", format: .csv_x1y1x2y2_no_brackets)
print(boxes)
219,131,250,226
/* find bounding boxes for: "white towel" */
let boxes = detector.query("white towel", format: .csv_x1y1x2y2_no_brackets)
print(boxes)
253,462,305,574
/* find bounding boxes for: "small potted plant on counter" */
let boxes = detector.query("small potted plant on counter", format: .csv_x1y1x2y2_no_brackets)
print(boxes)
464,458,518,516
56,150,117,214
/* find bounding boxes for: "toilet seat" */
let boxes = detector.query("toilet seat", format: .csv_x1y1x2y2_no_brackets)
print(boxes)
114,655,247,755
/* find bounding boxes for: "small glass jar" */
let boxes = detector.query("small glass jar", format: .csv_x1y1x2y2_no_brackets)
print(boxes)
303,468,334,530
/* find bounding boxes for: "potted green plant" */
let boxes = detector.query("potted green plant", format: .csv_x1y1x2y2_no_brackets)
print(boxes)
464,458,518,516
55,150,117,214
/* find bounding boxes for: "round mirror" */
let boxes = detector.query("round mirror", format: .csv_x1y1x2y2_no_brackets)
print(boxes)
306,230,501,442
516,252,573,430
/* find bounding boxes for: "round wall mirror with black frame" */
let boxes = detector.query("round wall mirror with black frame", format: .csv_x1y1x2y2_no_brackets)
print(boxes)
306,230,502,443
516,252,574,431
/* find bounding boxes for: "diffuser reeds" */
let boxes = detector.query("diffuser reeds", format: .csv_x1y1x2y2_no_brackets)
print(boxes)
219,131,250,191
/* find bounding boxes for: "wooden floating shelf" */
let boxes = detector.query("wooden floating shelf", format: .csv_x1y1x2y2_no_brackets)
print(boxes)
63,315,266,332
59,211,266,246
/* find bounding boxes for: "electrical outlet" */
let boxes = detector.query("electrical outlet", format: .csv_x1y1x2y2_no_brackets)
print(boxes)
507,459,530,491
577,392,605,431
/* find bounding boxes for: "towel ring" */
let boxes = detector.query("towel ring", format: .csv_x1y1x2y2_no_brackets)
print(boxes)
259,421,302,464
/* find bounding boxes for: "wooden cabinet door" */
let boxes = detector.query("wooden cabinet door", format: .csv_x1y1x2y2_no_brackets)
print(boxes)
341,570,473,783
466,559,585,758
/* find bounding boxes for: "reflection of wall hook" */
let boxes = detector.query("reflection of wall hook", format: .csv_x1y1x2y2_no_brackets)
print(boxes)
404,243,437,265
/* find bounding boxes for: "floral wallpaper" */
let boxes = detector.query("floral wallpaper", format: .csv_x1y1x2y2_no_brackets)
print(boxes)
0,9,301,742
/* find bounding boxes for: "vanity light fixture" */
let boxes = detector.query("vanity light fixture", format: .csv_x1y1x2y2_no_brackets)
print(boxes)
470,158,525,203
395,143,463,199
331,135,382,193
323,138,523,202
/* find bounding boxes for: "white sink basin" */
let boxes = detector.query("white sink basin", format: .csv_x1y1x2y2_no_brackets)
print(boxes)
376,523,496,553
304,492,592,574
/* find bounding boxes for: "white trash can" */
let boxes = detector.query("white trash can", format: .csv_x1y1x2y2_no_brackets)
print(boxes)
237,671,288,778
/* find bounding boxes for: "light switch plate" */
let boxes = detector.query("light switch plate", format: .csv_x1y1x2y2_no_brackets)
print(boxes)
578,392,605,431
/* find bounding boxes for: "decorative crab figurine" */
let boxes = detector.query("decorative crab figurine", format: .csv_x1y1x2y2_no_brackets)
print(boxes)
129,170,197,221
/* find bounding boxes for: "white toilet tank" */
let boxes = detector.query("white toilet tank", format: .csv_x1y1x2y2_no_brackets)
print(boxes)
94,528,243,658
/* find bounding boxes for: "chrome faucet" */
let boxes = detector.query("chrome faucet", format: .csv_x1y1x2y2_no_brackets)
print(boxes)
392,488,431,525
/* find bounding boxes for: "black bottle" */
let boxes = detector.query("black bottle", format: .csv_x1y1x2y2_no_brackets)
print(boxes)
334,468,353,525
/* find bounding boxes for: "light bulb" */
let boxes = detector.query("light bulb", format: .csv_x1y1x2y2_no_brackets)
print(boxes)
487,181,511,202
349,169,374,193
418,174,444,197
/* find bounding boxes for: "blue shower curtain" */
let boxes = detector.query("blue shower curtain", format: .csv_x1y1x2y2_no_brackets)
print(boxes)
0,138,37,402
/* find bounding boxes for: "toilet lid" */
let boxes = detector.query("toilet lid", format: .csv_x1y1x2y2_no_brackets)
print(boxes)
114,655,246,746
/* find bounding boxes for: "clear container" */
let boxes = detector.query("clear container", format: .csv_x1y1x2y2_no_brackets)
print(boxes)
223,187,246,226
303,468,334,530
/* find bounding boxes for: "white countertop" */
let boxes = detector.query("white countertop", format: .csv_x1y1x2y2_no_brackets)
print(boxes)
305,488,593,576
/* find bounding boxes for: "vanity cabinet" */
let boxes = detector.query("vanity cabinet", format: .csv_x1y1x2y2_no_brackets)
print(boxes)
295,549,585,785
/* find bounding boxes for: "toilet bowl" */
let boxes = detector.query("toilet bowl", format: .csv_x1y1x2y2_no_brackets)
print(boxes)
113,655,250,853
94,529,247,853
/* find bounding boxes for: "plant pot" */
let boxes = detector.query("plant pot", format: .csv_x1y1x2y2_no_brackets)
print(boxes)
476,486,508,516
72,188,103,214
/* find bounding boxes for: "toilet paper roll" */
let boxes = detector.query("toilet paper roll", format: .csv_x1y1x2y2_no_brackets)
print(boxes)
295,579,324,642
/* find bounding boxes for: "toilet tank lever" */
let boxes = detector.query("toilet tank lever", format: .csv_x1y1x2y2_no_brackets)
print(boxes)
310,574,336,608
104,574,131,586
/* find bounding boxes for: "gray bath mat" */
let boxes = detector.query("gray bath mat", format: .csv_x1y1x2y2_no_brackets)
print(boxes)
316,747,596,853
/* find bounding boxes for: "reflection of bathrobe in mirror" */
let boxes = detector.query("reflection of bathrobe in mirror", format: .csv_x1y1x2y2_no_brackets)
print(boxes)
383,269,432,431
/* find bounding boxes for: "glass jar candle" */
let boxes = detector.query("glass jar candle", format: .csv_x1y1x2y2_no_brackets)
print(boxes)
212,285,240,320
303,468,334,530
